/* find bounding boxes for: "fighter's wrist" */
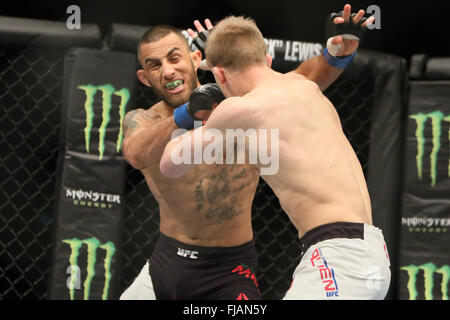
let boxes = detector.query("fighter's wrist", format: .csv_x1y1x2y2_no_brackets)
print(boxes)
173,103,195,130
323,48,356,69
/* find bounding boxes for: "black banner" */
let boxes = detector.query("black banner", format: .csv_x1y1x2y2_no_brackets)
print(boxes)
263,38,323,72
362,51,407,299
399,79,450,300
49,48,136,300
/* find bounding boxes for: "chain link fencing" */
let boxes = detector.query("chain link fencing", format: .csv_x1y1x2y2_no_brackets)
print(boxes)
1,45,64,299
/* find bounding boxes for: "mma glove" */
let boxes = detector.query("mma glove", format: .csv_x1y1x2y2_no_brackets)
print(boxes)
173,83,225,130
191,29,211,60
323,10,368,68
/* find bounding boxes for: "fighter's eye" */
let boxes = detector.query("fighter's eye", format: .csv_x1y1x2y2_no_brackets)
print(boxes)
149,63,160,70
169,55,180,62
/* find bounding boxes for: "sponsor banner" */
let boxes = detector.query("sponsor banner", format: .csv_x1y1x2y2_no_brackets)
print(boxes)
59,237,116,300
399,81,450,299
399,259,449,300
75,84,129,160
49,48,136,299
263,38,323,72
401,82,450,232
407,109,450,190
401,217,450,233
182,30,323,73
64,187,121,209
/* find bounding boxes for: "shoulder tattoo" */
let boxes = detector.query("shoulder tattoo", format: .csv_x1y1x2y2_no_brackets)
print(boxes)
123,109,158,136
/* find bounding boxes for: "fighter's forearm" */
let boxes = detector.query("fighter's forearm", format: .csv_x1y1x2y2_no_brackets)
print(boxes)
123,116,178,169
292,54,343,91
159,132,196,178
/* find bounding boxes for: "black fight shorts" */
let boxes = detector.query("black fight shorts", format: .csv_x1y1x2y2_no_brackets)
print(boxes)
149,233,261,300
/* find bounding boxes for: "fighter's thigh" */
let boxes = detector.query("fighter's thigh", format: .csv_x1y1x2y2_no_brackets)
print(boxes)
120,261,156,300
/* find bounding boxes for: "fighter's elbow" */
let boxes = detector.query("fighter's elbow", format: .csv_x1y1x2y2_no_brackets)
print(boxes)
122,142,146,170
127,155,145,170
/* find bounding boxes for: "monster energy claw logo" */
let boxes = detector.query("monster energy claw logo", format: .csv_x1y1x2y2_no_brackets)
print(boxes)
78,84,130,160
401,262,449,300
409,110,450,187
63,237,116,300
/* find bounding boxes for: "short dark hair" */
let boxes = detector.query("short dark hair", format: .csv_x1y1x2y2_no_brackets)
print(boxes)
137,25,190,66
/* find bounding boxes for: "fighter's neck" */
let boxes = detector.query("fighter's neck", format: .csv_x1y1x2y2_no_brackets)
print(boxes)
233,65,278,96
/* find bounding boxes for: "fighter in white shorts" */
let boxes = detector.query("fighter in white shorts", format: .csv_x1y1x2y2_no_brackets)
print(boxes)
284,222,390,299
159,6,391,299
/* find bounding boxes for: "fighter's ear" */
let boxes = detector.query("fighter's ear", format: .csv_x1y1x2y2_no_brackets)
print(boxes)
137,69,151,87
266,53,273,68
212,66,226,84
190,49,202,70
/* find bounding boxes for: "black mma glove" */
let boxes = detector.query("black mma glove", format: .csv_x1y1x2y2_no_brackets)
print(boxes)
173,83,225,130
192,29,211,59
323,10,368,68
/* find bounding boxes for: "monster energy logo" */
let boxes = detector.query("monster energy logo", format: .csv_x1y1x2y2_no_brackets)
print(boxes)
78,84,130,160
63,237,116,300
401,262,449,300
409,111,450,187
65,187,121,209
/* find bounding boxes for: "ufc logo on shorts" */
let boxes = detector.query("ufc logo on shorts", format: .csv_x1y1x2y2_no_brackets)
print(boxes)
310,248,340,297
177,248,199,259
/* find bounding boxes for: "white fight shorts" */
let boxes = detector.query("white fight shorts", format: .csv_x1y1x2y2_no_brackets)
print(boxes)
283,222,391,300
120,261,156,300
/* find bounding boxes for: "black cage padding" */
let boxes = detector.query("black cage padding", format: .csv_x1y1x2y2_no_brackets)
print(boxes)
0,16,101,49
48,48,137,300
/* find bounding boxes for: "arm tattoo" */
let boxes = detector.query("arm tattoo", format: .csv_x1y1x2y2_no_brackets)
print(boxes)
122,109,142,136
